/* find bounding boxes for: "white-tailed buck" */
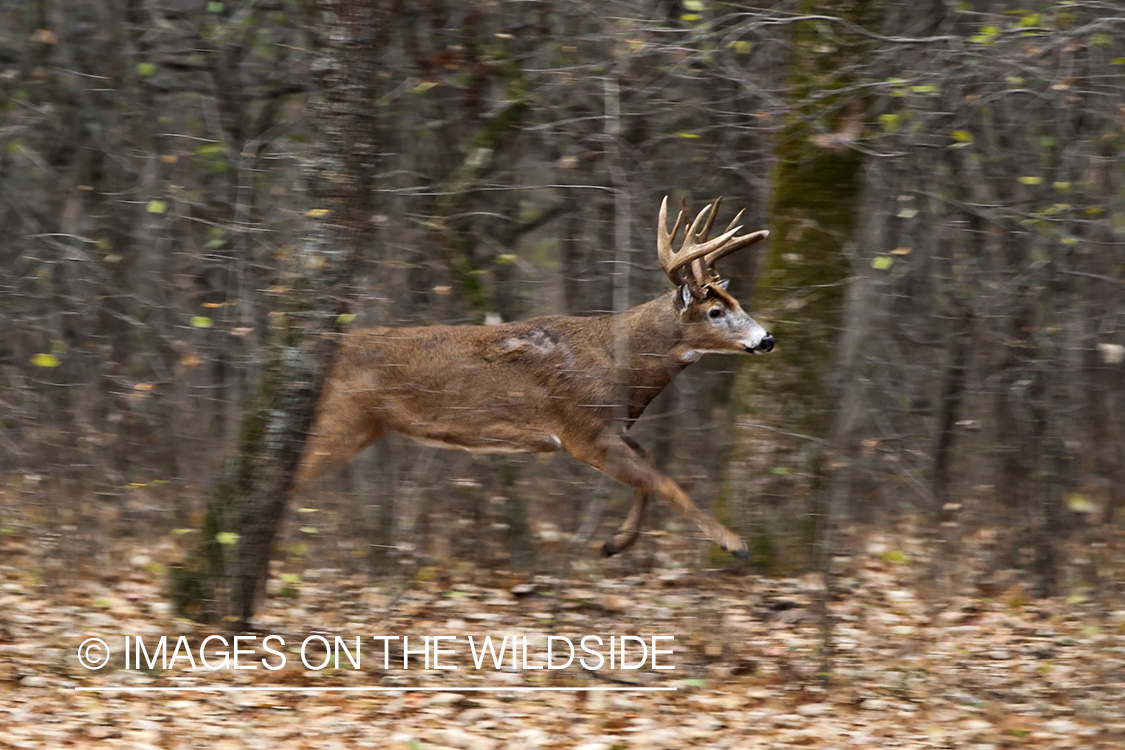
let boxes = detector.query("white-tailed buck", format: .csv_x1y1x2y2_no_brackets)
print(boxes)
296,197,774,558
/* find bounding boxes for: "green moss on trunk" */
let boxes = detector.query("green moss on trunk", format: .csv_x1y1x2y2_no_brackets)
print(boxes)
757,140,861,433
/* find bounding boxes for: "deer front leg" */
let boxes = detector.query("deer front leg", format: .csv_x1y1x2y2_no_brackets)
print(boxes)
568,433,749,560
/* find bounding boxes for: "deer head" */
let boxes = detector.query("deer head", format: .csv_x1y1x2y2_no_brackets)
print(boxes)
657,196,774,357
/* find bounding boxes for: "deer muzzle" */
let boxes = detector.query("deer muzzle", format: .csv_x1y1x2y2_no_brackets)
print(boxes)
747,333,774,354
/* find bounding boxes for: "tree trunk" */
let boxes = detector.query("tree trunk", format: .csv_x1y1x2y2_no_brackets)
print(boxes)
723,0,876,569
178,0,381,630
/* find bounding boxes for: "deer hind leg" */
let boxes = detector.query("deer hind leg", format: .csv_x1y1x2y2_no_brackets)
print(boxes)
294,404,385,491
602,488,649,558
569,433,749,560
601,437,652,557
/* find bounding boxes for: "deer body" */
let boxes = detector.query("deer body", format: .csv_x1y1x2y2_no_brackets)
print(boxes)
296,198,774,558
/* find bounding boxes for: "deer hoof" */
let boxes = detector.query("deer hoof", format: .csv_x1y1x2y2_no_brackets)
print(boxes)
722,543,751,560
601,540,620,558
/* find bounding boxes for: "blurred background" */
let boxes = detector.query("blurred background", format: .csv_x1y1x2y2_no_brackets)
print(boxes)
1,0,1122,605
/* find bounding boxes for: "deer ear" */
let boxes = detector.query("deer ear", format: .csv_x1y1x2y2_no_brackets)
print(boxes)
716,278,730,291
674,284,692,311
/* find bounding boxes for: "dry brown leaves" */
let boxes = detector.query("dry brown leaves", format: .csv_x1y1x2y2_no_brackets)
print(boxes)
1,528,1123,749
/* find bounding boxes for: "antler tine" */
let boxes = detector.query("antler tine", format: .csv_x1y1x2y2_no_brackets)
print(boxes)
683,202,714,248
697,196,722,241
704,228,770,267
664,222,743,280
725,208,745,235
690,198,721,288
693,200,737,285
657,196,686,286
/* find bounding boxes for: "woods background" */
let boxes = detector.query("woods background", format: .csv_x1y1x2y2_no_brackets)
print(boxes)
2,0,1124,616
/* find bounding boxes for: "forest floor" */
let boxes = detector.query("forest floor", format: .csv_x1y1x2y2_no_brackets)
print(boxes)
1,523,1124,749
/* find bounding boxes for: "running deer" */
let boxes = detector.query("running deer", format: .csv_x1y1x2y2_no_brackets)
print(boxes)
296,197,774,558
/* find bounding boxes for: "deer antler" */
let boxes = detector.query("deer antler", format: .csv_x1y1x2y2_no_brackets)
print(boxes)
658,197,743,287
657,196,769,297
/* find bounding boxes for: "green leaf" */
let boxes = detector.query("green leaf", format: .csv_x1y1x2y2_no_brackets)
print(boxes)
968,25,1001,44
1066,494,1095,513
207,1,224,11
881,549,911,564
410,81,437,94
897,207,919,219
145,562,167,576
878,113,901,132
871,256,894,270
680,13,701,21
299,526,318,534
136,62,157,77
1112,58,1125,65
950,130,973,143
770,466,791,476
31,353,60,367
336,313,356,325
1018,176,1043,185
494,254,518,265
910,84,938,94
171,528,194,535
676,132,701,139
190,316,213,329
728,40,753,54
146,200,167,214
682,0,704,9
216,532,240,546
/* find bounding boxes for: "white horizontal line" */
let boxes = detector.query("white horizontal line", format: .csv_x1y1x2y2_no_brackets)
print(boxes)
75,686,675,693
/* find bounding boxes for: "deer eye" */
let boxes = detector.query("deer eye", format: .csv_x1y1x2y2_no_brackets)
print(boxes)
708,307,724,320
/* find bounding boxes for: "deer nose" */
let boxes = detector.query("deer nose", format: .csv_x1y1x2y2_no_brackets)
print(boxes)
757,334,774,353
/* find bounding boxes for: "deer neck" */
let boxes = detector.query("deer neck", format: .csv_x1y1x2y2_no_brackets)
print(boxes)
617,293,695,417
